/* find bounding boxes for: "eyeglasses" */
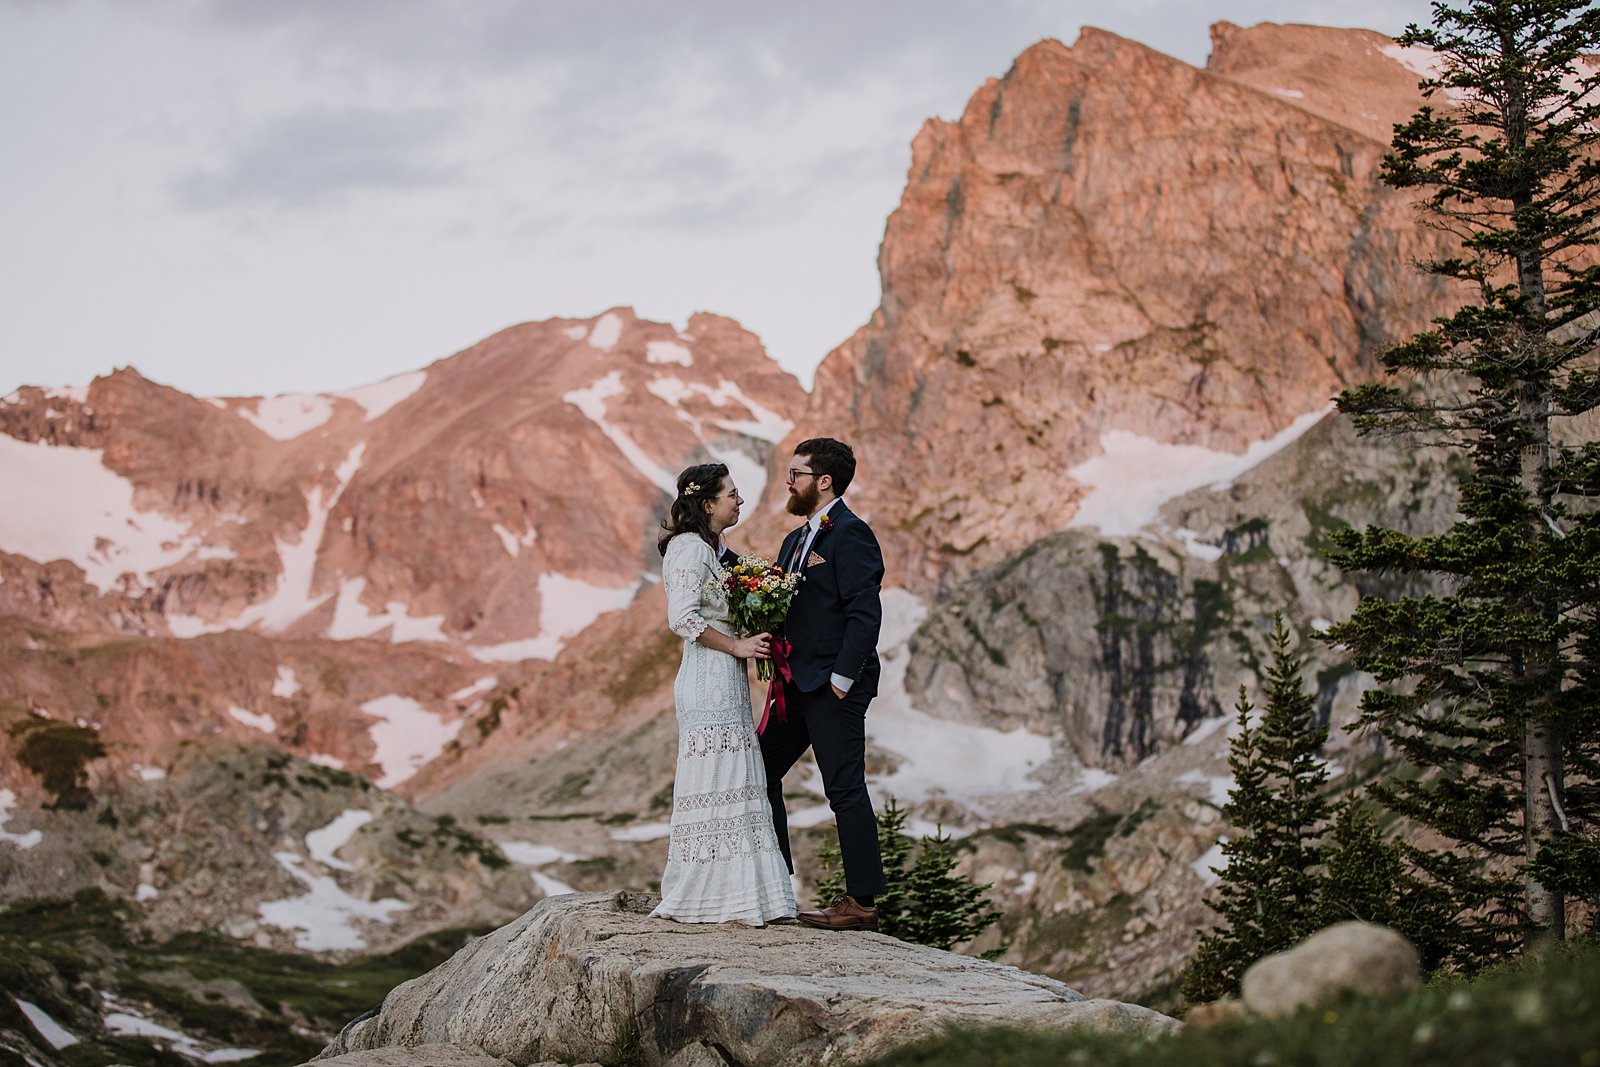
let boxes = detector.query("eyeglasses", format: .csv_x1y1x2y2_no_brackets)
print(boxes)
787,468,819,484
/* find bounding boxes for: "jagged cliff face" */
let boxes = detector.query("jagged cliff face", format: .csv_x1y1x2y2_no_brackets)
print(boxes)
787,25,1456,588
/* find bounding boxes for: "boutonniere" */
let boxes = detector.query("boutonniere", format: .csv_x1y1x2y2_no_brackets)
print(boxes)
818,514,834,534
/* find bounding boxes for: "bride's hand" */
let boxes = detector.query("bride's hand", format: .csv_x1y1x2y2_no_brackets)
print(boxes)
733,633,772,660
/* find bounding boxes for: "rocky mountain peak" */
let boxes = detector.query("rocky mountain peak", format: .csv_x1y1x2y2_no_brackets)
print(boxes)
786,21,1458,589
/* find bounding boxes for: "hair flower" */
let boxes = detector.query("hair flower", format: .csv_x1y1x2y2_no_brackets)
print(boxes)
684,481,701,495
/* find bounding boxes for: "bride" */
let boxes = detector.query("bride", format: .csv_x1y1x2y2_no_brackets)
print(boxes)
651,462,797,924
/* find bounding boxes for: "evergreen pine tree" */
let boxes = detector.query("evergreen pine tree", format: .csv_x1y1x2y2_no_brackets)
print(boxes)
1316,800,1404,929
1182,618,1332,1002
896,825,1004,953
811,796,1001,951
1324,0,1600,961
1315,798,1461,971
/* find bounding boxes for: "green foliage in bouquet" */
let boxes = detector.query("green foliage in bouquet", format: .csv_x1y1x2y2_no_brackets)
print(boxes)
709,554,802,680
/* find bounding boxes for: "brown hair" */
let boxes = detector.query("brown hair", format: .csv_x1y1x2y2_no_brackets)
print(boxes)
656,462,729,556
794,437,856,495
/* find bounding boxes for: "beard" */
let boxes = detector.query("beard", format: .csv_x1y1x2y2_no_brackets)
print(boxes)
786,479,821,517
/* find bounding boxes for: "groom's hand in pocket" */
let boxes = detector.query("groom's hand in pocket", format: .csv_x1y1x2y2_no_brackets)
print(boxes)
831,683,846,700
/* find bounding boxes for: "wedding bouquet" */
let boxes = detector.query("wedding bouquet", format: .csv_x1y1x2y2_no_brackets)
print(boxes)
709,553,802,680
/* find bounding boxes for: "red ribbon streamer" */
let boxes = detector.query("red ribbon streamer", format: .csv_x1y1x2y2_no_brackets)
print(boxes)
759,637,794,735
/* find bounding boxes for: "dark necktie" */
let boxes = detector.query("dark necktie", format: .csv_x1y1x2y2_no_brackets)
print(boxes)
785,525,809,573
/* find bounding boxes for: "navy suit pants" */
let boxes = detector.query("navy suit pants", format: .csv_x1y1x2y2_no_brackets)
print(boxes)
760,682,887,898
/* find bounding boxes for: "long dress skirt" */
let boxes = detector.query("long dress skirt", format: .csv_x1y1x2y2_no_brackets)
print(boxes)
652,534,796,924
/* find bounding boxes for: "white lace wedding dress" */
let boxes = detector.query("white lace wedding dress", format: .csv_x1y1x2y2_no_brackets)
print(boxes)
651,533,797,924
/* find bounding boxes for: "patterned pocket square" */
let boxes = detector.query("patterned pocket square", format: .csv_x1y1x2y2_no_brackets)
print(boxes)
807,551,827,567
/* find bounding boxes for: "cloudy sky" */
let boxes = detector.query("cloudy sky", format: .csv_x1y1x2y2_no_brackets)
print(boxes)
1,0,1434,398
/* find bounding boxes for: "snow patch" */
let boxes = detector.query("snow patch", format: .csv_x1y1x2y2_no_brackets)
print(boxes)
136,766,167,782
227,706,276,734
470,572,640,662
1382,43,1472,104
862,589,1053,808
328,578,449,643
588,312,624,351
1176,769,1235,807
1174,528,1224,561
646,340,693,366
136,884,159,902
1013,871,1038,896
1192,837,1229,886
272,666,302,698
0,437,205,592
646,376,794,445
1068,407,1331,536
500,841,585,866
448,677,498,701
529,870,578,897
785,804,836,830
564,371,675,493
222,443,365,633
706,444,769,512
257,848,409,952
238,394,334,440
17,998,79,1049
308,753,345,769
0,789,42,849
491,522,536,557
608,821,673,842
562,324,588,340
906,818,969,841
100,991,259,1062
339,371,425,420
1271,87,1306,99
360,695,461,789
500,840,585,896
304,809,374,872
1183,716,1231,747
1066,768,1119,796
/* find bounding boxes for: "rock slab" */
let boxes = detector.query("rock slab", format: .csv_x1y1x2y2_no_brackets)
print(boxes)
315,892,1176,1066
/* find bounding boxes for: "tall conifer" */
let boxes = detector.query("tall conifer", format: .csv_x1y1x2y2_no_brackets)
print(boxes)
1325,0,1600,960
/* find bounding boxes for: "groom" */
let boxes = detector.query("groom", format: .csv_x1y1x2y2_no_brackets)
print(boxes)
761,437,886,930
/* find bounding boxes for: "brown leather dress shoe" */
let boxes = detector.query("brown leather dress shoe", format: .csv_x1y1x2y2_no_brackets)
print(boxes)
797,895,879,931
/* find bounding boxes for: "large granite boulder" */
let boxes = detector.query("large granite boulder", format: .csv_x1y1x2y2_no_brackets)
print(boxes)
1241,921,1421,1018
315,892,1176,1066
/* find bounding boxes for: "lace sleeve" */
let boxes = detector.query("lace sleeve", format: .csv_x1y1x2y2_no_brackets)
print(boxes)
663,535,712,642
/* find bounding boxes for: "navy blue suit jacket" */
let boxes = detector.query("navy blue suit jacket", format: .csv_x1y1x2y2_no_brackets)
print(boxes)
778,500,884,696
